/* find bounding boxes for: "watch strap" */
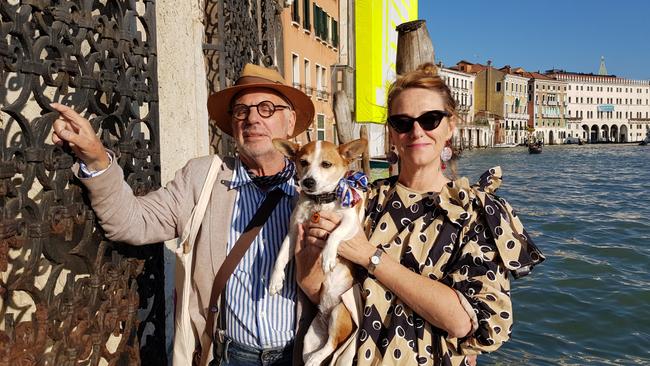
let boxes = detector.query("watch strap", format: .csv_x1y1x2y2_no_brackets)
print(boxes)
368,248,384,275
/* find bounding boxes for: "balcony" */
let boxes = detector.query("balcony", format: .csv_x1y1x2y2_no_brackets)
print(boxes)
316,89,330,101
506,112,528,120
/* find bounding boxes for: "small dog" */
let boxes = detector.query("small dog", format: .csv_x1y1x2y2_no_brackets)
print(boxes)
269,138,368,366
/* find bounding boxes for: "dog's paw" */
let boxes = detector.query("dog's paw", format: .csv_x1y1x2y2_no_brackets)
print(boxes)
268,272,285,295
321,248,338,273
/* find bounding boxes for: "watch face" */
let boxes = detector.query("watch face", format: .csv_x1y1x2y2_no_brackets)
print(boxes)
371,256,381,265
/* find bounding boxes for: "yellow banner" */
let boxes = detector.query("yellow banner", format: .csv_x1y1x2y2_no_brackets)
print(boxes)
355,0,418,124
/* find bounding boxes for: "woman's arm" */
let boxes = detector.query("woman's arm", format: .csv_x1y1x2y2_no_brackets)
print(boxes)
306,212,472,338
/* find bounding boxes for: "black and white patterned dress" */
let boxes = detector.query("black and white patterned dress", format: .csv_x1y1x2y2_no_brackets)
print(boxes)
355,167,545,366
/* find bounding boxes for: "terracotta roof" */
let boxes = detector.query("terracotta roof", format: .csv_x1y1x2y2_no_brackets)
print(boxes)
515,70,553,80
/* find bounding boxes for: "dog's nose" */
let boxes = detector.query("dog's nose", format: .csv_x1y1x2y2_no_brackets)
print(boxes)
302,178,315,190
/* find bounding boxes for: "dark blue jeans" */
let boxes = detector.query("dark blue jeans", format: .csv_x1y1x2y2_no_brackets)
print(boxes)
219,338,293,366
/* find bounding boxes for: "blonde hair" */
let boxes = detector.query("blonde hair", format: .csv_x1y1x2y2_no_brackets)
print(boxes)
386,63,459,178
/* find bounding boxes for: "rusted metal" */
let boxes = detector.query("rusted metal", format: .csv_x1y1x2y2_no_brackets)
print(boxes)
1,1,165,365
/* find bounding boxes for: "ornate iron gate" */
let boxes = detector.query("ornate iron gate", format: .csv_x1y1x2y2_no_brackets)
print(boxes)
203,0,285,156
1,1,165,365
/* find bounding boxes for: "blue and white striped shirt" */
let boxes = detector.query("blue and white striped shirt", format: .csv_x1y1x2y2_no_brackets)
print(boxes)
224,159,297,349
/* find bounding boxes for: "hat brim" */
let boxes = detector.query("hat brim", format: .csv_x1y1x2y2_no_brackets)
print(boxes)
208,83,315,138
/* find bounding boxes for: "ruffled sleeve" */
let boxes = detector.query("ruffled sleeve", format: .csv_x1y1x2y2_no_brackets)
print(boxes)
438,166,545,279
436,166,545,354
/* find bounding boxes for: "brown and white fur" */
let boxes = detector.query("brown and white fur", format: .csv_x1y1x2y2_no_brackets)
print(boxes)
269,138,367,366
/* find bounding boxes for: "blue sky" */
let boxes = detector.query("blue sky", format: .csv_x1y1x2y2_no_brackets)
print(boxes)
419,0,650,80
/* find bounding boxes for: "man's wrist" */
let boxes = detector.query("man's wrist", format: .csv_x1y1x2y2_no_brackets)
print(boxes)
79,152,112,178
86,155,111,171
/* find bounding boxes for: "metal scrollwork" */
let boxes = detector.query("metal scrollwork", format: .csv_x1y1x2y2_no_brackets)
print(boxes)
204,0,284,156
1,1,164,365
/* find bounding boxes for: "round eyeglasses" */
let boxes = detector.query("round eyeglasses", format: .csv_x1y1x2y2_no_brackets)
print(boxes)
230,100,291,120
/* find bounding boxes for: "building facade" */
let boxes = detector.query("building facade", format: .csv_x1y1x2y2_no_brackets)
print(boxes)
519,71,568,144
283,0,340,143
439,65,492,148
455,61,506,145
546,70,650,143
500,66,529,145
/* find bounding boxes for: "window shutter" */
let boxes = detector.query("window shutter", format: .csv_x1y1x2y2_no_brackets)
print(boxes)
303,0,310,30
314,4,320,37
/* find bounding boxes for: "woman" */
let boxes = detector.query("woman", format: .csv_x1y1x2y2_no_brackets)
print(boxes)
296,63,545,365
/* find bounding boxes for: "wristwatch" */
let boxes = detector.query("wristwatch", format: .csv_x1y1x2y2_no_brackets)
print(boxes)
368,248,384,275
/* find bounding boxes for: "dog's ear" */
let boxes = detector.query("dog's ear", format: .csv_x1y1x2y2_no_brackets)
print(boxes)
273,138,300,159
339,138,367,162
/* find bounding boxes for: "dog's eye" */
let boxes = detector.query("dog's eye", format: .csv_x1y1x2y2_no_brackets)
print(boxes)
299,159,309,167
321,161,332,168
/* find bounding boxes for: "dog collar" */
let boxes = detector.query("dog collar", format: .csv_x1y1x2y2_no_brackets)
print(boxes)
305,192,338,205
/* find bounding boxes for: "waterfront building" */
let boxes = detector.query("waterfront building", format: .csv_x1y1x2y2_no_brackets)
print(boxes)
546,67,650,143
282,0,341,143
514,70,568,144
499,66,530,145
454,60,510,145
438,64,491,148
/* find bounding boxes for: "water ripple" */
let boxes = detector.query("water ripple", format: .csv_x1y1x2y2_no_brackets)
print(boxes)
457,144,650,365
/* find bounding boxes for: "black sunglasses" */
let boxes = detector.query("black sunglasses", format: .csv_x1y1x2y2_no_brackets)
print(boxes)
387,110,450,134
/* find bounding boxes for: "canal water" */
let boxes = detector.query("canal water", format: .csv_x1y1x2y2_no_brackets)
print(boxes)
375,144,650,365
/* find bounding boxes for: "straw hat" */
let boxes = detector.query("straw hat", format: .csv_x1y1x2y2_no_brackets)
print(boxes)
207,64,315,138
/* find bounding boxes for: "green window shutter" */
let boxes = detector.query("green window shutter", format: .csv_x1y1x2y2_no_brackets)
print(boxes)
332,19,338,47
303,0,310,30
292,2,300,23
313,4,319,37
321,10,326,39
325,14,330,42
317,6,323,39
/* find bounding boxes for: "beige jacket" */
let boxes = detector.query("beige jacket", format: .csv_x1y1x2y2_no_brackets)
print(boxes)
74,154,316,365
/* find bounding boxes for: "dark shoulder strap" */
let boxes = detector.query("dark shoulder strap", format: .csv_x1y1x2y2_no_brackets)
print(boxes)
199,188,285,363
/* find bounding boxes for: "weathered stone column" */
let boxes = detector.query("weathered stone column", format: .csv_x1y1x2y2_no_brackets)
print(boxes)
156,0,211,357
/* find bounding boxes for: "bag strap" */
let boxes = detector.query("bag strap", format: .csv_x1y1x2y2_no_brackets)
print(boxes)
199,188,285,362
180,155,222,254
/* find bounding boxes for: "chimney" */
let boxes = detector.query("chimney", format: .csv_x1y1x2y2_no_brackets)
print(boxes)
487,60,492,66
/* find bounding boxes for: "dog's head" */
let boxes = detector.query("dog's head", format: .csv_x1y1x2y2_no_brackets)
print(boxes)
273,138,367,194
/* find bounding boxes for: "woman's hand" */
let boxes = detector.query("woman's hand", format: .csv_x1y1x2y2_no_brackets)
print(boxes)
305,211,376,268
50,103,109,171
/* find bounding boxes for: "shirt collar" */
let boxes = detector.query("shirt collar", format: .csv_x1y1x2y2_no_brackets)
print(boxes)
230,158,297,197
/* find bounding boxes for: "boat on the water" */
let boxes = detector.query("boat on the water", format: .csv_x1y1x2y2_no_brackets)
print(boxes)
528,141,543,154
640,130,650,146
565,136,582,145
494,142,518,148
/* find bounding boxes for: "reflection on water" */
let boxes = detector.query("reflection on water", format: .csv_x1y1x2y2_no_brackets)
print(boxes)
374,144,650,365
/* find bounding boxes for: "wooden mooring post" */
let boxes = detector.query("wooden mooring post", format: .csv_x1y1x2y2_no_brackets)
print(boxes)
388,20,436,175
333,90,371,176
396,20,435,75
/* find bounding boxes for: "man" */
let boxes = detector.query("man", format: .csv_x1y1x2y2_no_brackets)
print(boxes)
51,64,319,365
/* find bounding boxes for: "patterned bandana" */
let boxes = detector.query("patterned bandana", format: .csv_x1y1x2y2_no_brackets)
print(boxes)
335,171,369,208
245,159,296,191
